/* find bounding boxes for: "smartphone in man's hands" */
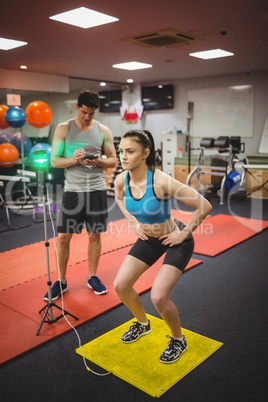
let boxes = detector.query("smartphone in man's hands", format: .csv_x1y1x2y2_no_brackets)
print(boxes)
84,153,97,160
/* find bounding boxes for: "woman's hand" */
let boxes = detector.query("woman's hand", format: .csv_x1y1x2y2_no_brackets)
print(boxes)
159,226,188,247
134,223,149,241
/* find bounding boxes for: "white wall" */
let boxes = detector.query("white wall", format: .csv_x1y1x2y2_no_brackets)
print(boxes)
175,71,268,155
2,70,267,156
0,69,69,93
99,70,268,155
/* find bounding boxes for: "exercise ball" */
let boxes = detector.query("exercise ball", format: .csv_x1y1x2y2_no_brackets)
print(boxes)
26,101,52,128
10,133,33,156
0,143,20,167
5,107,26,128
0,133,11,144
0,105,9,129
29,143,52,164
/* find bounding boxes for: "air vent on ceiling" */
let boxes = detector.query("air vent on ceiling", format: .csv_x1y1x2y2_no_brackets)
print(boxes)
121,29,202,48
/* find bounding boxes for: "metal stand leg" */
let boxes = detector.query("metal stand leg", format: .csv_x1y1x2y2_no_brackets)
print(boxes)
36,173,78,335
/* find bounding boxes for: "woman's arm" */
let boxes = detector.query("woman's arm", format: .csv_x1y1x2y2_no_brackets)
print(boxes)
157,171,212,246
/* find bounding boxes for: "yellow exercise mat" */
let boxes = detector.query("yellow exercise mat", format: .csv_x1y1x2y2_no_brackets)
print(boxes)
76,315,223,397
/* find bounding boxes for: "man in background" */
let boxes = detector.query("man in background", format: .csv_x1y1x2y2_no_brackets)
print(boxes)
44,89,117,301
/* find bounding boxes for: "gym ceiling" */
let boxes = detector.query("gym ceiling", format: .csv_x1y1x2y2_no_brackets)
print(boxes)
1,0,268,85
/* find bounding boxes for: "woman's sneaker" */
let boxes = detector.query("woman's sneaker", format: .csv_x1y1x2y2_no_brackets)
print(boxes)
159,335,188,363
44,280,68,301
121,320,151,343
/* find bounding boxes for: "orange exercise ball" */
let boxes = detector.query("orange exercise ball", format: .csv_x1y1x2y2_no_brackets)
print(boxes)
0,105,9,129
0,143,20,167
26,101,53,128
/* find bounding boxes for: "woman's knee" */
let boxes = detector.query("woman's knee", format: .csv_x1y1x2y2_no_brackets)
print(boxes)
113,277,120,293
113,278,126,295
113,275,132,295
151,290,167,311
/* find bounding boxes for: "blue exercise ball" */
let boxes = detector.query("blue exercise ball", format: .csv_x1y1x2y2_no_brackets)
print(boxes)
0,133,11,144
29,143,52,164
5,107,26,128
10,133,33,156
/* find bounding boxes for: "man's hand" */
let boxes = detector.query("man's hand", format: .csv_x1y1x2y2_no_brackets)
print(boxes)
74,148,86,164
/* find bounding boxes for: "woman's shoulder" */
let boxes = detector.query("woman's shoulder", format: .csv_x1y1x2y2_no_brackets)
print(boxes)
153,168,175,195
153,168,171,182
114,170,127,187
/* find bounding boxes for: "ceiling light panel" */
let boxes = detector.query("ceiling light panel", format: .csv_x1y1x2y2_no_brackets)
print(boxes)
0,38,28,50
189,49,234,60
49,7,119,29
113,61,153,70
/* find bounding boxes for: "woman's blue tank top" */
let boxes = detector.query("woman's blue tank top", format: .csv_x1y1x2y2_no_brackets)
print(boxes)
125,169,171,224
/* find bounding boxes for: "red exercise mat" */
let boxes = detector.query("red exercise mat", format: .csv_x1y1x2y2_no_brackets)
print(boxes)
0,246,202,365
0,211,198,291
192,214,268,257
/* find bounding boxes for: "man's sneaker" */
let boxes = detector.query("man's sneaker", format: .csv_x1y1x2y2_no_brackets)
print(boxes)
159,335,188,364
87,276,107,295
121,320,151,343
44,280,68,301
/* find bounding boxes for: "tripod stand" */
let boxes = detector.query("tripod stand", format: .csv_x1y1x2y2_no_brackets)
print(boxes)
36,170,78,336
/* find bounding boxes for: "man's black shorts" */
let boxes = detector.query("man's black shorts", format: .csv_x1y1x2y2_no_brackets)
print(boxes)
57,191,108,234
